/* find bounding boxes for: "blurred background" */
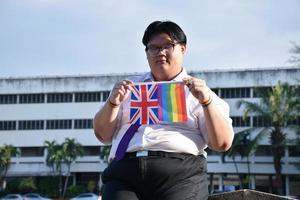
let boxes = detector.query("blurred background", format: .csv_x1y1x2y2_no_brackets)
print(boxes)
0,0,300,199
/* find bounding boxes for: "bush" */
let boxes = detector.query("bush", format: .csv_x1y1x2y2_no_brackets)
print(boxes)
87,180,96,193
18,177,37,193
5,179,21,194
36,176,59,198
65,185,85,198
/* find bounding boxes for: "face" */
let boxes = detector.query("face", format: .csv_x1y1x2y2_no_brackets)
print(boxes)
146,33,186,81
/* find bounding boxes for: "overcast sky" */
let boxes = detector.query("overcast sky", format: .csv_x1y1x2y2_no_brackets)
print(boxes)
0,0,299,77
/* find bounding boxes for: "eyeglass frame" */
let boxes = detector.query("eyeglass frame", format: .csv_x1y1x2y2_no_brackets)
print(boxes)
145,42,181,56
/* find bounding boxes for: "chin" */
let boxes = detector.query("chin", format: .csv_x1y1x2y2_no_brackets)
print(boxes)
154,72,170,81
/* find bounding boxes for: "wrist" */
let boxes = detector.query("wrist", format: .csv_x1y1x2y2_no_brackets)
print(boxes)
200,95,212,107
108,98,120,108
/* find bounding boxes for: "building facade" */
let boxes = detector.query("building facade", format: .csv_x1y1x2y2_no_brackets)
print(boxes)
0,67,299,195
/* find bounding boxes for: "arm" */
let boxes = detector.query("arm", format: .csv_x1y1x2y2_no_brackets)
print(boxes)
93,80,133,144
183,77,234,152
202,100,234,152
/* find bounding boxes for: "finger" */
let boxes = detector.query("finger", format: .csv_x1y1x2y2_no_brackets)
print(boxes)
122,79,134,86
120,79,134,91
126,79,134,84
193,79,206,87
117,88,126,96
183,78,193,87
193,82,205,88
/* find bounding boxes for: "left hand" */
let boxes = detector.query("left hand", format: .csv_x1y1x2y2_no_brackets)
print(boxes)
183,76,211,104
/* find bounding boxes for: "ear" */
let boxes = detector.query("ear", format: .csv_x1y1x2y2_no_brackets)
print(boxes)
181,44,187,55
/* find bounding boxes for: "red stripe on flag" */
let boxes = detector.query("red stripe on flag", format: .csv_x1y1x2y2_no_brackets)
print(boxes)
179,84,187,122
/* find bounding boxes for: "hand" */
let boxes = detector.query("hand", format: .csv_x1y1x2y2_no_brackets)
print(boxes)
109,79,133,106
183,76,211,104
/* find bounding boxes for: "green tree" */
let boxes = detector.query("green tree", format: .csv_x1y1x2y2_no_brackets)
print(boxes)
237,82,300,195
227,128,264,189
61,138,83,198
44,140,64,196
87,180,96,193
100,145,111,163
18,177,37,193
0,144,19,190
44,140,61,176
288,42,300,66
44,138,83,198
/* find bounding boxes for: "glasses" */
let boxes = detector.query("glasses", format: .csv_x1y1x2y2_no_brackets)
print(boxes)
146,42,180,56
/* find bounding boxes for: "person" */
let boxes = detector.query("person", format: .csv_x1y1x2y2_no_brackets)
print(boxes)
94,20,234,200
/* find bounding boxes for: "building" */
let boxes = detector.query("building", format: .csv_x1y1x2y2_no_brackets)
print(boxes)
0,67,300,195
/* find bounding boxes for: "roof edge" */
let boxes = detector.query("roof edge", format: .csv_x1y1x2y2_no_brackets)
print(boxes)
0,66,299,80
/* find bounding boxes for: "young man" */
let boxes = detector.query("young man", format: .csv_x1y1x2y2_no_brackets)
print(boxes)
94,20,234,200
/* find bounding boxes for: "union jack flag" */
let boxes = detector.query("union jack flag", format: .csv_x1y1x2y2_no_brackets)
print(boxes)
130,83,159,124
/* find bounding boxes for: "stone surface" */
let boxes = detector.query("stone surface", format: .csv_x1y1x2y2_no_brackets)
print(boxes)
208,189,295,200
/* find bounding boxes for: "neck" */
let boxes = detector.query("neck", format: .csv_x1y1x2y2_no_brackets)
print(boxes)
152,67,183,81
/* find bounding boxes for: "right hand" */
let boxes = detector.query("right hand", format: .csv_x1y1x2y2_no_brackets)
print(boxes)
109,79,133,106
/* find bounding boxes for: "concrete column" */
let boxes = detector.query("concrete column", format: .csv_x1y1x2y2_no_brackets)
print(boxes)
16,94,20,104
43,148,47,158
285,176,290,196
99,173,103,192
250,175,255,189
219,175,223,190
73,173,76,186
284,147,289,165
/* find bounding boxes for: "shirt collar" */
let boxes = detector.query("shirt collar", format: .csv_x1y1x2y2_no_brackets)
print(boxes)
143,68,188,82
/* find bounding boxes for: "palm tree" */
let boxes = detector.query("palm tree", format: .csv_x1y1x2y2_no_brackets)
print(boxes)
44,138,83,198
44,140,64,196
61,138,83,198
288,41,300,66
0,144,19,190
227,128,264,189
100,145,111,163
44,140,60,175
237,82,300,195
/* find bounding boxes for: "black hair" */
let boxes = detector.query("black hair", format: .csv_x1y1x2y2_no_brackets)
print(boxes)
142,20,187,46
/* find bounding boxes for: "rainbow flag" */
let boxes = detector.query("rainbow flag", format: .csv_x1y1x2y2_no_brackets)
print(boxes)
157,82,187,123
130,82,187,124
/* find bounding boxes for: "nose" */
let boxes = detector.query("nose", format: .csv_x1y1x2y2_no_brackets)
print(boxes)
157,47,167,55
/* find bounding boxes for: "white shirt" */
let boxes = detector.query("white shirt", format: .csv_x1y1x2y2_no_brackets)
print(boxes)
108,69,233,159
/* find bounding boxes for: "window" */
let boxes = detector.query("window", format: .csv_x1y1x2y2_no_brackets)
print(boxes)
255,175,274,193
231,116,250,127
220,88,250,98
75,92,101,102
0,121,16,130
19,93,45,104
0,94,17,104
74,119,93,129
20,147,44,157
101,91,110,101
47,93,73,103
211,88,219,96
287,116,300,126
83,146,100,156
253,116,271,127
18,120,44,130
289,175,300,195
46,120,72,129
288,146,300,157
255,145,272,156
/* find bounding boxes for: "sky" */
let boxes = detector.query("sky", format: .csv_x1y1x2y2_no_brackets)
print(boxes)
0,0,300,77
